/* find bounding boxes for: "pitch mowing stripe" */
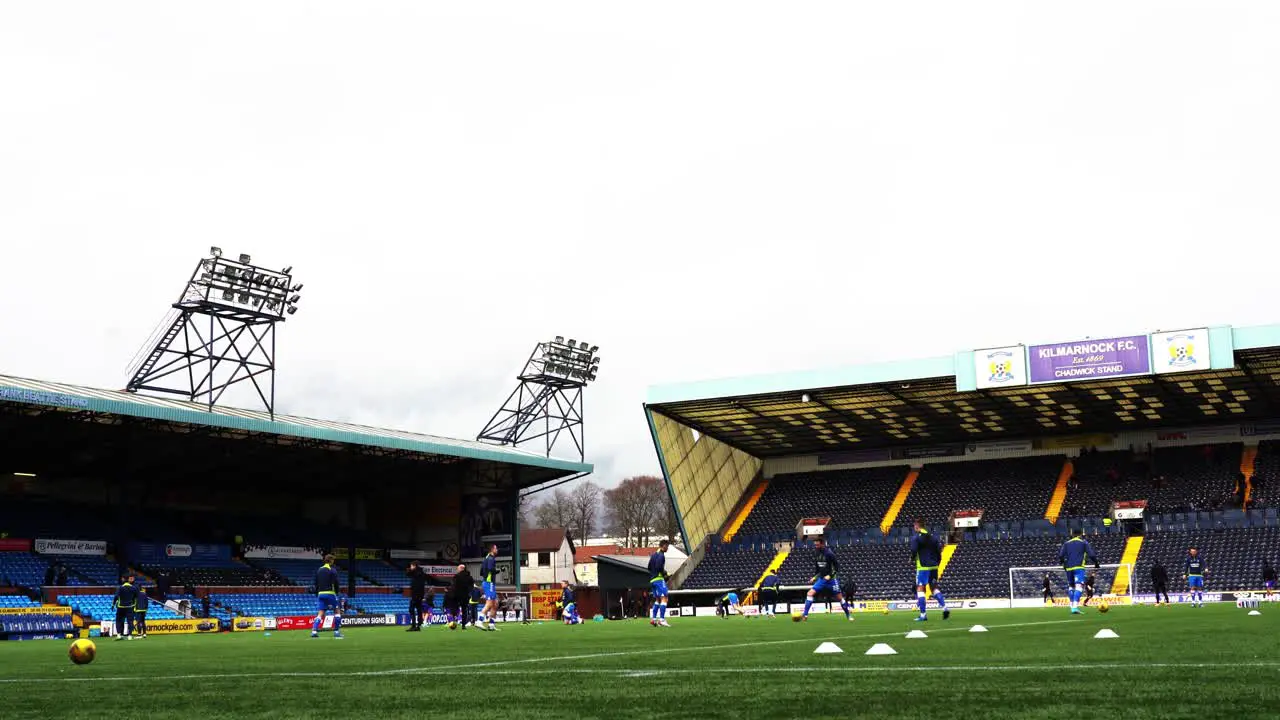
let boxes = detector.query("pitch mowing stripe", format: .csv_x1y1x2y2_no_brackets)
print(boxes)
0,618,1083,684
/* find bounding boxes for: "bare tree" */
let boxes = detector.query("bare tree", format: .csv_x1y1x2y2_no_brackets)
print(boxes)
532,487,573,529
604,476,674,547
568,481,603,543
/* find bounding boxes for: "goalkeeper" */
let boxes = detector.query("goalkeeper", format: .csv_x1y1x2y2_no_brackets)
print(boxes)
1057,529,1100,615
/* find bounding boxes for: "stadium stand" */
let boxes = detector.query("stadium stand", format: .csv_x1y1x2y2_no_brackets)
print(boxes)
138,560,285,588
1132,526,1280,594
1147,443,1243,513
1251,440,1279,508
347,560,409,587
57,593,194,622
897,456,1064,527
1063,449,1152,517
680,546,776,590
210,592,321,618
735,466,908,540
946,533,1128,600
0,595,42,609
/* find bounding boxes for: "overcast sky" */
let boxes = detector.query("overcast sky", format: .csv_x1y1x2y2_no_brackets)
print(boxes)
2,2,1278,486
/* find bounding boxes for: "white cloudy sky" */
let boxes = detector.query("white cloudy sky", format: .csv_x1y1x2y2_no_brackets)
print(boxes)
2,2,1278,485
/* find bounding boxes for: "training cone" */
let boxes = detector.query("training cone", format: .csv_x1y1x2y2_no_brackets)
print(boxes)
864,643,897,656
1248,610,1262,616
905,629,927,639
814,642,843,654
969,625,988,633
1093,629,1119,639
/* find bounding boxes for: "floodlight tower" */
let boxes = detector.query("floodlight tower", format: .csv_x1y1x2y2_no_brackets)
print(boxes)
476,337,601,462
124,247,303,418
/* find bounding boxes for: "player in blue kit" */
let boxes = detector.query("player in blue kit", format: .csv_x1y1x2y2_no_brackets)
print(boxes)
1058,530,1099,615
909,519,949,622
802,537,853,621
312,554,344,638
559,580,581,625
480,544,499,631
649,539,671,627
1185,548,1208,607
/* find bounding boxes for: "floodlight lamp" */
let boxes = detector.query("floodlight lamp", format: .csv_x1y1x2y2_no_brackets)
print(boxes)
222,289,234,301
199,272,212,284
210,246,222,258
555,336,565,344
589,345,599,353
282,266,293,275
239,253,252,264
238,292,251,304
802,393,811,403
289,294,301,303
292,283,303,292
286,305,298,315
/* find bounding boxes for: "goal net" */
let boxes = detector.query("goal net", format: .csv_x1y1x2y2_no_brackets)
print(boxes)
496,590,533,623
1008,564,1133,608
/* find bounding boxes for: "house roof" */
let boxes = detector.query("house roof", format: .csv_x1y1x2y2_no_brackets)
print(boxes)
521,528,569,552
573,545,660,564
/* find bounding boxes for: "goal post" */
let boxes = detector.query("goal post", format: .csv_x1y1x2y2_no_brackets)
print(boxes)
1008,564,1133,608
496,590,533,623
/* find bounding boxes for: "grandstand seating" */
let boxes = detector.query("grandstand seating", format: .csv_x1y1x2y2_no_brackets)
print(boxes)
139,561,285,588
0,552,120,588
735,467,908,540
680,547,776,590
1064,450,1152,517
945,534,1128,599
898,456,1064,527
1251,440,1279,508
1146,444,1242,513
1132,526,1280,595
210,592,320,618
349,560,409,587
57,593,195,621
0,594,42,608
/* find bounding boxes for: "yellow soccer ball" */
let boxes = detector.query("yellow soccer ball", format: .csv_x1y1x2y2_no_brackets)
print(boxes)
791,612,803,623
1098,602,1110,613
69,639,96,665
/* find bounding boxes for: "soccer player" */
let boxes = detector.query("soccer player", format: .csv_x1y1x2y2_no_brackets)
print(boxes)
312,554,343,639
1058,529,1099,615
802,537,853,621
1264,560,1277,599
719,591,742,617
757,568,781,617
406,560,427,632
135,587,150,638
909,519,949,622
480,544,499,631
1185,548,1208,608
1082,572,1096,607
1151,561,1171,606
112,575,138,641
648,539,671,627
1042,573,1055,604
560,580,581,624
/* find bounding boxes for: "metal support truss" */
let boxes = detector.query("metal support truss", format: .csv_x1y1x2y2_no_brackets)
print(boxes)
477,340,596,462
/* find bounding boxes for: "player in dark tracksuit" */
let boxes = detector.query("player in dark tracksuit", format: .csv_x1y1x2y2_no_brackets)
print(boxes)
909,520,948,622
112,576,138,640
1151,562,1171,606
405,561,427,632
135,589,150,637
1082,572,1097,607
758,570,781,617
468,585,483,628
1042,574,1055,604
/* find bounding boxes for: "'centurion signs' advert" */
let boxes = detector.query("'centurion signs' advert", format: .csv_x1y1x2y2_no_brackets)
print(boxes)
1027,335,1151,384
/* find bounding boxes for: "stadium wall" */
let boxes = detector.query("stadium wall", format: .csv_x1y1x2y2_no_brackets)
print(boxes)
648,410,762,548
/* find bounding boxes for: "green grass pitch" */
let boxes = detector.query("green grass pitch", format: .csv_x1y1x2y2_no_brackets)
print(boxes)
1,606,1276,719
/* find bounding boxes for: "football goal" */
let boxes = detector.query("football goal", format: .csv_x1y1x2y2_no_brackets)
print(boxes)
1008,563,1133,608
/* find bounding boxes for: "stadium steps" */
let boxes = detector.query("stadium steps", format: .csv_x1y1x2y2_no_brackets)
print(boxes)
746,547,790,605
1044,459,1073,523
1242,446,1258,505
722,478,769,542
938,543,957,577
879,468,918,534
1110,535,1143,595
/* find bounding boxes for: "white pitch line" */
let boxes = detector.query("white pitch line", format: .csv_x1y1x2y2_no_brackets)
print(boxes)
0,618,1082,685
